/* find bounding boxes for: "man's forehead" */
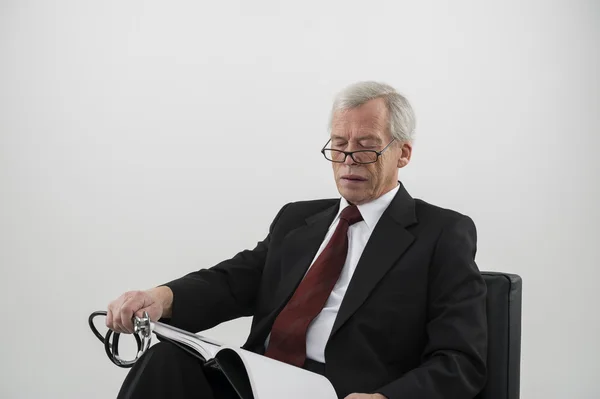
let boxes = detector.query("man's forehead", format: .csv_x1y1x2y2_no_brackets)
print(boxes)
331,112,386,130
330,115,388,142
332,108,387,131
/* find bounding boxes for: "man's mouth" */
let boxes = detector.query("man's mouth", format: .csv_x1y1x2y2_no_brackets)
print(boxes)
341,174,368,182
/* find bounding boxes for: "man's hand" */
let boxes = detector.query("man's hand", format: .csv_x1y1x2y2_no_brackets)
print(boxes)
344,394,387,399
106,286,173,333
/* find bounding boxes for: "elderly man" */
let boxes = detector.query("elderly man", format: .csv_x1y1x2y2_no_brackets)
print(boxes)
108,81,488,399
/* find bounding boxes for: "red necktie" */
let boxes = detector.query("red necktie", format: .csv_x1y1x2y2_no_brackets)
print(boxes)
265,205,363,367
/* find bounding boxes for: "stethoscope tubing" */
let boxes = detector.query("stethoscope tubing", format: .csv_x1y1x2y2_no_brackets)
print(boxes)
88,310,147,368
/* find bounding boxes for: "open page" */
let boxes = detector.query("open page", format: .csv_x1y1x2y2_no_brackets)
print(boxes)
150,321,337,398
225,347,338,399
151,321,222,360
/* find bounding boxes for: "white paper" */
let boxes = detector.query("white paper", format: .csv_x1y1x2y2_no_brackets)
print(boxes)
227,347,338,399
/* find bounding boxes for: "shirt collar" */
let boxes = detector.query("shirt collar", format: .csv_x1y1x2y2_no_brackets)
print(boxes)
334,183,400,231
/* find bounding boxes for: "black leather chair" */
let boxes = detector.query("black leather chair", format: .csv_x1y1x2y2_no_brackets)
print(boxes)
477,272,522,399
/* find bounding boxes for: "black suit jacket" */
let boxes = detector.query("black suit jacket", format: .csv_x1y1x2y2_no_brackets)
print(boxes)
164,183,488,399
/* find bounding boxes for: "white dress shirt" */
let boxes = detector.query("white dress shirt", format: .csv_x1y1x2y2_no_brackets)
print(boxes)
265,184,400,363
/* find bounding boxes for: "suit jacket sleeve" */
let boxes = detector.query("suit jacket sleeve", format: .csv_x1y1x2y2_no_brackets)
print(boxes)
376,215,488,399
159,203,290,333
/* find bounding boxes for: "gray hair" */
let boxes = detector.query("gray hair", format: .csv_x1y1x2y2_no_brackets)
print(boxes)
329,81,416,143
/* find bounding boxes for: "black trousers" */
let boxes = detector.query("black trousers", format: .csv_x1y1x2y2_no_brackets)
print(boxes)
117,342,327,399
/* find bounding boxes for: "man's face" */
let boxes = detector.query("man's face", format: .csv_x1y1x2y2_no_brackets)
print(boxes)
330,98,411,205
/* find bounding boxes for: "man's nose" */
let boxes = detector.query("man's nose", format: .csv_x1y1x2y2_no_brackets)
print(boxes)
343,151,357,166
344,144,356,165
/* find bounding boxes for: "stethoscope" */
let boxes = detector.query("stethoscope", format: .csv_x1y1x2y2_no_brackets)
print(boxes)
88,311,153,368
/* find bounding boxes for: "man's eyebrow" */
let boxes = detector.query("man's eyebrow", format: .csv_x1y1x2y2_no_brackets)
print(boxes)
330,134,382,142
331,134,348,140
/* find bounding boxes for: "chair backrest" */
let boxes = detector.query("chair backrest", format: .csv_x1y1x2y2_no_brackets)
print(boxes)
477,272,522,399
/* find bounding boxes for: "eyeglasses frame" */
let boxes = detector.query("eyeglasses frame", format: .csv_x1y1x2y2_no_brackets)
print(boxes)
320,138,396,164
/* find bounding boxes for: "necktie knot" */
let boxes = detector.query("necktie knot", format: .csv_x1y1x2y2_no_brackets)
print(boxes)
340,205,362,226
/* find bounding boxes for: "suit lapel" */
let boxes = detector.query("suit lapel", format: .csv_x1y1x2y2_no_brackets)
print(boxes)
268,203,339,320
245,203,340,351
329,183,418,340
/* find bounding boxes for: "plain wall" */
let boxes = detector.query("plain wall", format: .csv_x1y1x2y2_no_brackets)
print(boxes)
1,0,599,398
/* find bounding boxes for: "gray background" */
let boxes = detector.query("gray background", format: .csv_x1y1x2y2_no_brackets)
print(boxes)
1,0,598,398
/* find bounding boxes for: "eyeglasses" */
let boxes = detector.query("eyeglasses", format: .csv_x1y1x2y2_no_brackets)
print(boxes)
320,138,396,164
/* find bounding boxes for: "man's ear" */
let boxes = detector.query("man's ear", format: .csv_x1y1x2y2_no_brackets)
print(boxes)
397,142,412,169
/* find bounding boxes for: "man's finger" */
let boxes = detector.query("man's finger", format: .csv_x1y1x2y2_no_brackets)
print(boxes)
113,306,126,333
106,307,114,330
109,303,126,333
119,295,144,333
114,296,130,333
